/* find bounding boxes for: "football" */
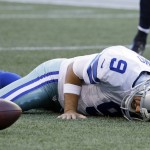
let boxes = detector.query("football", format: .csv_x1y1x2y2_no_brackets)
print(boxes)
0,99,22,130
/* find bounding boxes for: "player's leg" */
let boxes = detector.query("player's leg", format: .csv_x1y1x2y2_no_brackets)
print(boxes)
0,71,21,89
131,0,150,55
0,59,64,112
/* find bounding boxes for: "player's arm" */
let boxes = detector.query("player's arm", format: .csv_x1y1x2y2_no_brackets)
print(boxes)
57,62,86,119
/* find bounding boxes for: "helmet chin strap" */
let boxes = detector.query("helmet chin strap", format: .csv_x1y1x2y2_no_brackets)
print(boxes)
140,108,150,121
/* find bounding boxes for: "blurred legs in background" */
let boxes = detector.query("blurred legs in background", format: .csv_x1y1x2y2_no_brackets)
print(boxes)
131,0,150,55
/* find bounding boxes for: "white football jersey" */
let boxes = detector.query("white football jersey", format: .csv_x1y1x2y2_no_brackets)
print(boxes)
58,46,150,116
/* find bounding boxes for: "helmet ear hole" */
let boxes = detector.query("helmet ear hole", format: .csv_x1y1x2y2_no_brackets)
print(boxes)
142,91,150,109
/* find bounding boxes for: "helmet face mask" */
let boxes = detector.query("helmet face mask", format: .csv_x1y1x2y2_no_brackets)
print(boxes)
121,79,150,121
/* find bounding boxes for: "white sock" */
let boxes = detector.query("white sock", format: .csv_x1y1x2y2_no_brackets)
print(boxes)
138,26,150,34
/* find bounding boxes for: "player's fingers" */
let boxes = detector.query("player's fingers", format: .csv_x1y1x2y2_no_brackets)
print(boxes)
57,115,62,119
57,113,86,120
57,114,66,119
72,114,77,119
66,114,72,120
77,114,87,119
62,114,67,119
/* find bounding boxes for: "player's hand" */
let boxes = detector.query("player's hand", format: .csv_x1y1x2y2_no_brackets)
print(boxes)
57,111,87,120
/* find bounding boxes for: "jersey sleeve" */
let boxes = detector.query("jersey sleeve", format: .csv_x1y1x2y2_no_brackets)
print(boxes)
72,56,85,79
72,54,99,83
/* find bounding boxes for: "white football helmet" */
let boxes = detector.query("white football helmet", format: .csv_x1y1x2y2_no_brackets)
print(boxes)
121,79,150,121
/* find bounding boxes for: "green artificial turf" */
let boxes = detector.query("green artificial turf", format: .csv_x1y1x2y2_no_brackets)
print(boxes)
0,1,150,150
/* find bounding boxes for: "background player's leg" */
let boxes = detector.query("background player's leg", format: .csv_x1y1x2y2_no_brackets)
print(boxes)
0,71,21,89
131,0,150,55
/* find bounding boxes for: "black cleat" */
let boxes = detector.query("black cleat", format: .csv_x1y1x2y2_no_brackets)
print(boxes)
131,31,147,55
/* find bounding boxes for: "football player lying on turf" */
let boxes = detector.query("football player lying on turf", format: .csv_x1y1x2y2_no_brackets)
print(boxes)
0,45,150,121
0,70,21,89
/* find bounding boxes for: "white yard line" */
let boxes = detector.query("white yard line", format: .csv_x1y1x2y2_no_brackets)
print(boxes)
0,13,138,19
0,45,111,51
0,45,149,51
0,0,139,10
0,45,138,51
0,6,32,10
